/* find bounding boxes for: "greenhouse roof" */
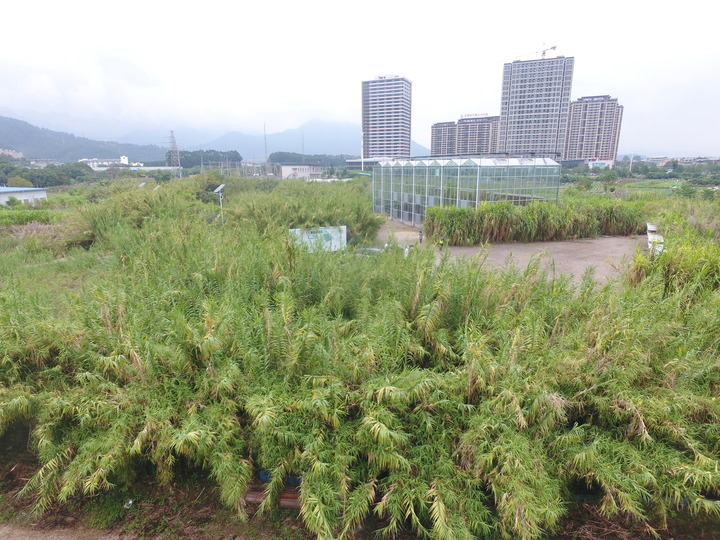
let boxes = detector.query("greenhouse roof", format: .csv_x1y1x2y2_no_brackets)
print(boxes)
376,158,559,167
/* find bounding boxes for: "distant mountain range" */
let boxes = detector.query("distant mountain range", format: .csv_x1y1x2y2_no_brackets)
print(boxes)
182,120,430,161
0,115,430,163
0,116,168,162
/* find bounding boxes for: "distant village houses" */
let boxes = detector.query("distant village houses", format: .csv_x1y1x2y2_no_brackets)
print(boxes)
76,156,174,173
78,156,144,170
0,148,24,159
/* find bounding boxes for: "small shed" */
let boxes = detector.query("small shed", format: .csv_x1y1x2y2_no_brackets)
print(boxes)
0,186,48,206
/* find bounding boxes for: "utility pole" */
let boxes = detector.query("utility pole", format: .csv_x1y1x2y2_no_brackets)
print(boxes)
360,130,364,171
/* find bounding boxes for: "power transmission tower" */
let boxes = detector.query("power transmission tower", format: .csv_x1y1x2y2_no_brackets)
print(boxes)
168,130,182,178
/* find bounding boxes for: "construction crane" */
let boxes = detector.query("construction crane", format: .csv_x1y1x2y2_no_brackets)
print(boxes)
539,45,557,58
510,45,558,62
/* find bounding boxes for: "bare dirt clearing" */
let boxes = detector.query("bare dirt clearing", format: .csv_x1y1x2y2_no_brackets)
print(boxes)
377,219,644,283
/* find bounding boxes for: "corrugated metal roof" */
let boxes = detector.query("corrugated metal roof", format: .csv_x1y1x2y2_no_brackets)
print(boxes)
0,187,47,192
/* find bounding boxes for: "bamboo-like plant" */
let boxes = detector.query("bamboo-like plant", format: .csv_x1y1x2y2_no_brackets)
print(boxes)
2,179,720,539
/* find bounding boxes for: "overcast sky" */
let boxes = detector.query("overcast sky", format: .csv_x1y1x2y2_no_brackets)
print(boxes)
2,0,718,157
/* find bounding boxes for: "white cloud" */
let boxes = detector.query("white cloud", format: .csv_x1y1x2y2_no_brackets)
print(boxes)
1,0,718,155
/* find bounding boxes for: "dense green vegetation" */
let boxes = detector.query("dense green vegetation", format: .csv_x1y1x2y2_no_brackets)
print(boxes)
567,160,720,183
424,199,645,245
0,160,94,187
0,206,58,226
2,176,720,539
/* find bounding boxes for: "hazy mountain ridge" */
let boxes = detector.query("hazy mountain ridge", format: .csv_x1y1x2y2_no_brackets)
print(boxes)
179,120,430,160
0,115,430,163
0,116,168,162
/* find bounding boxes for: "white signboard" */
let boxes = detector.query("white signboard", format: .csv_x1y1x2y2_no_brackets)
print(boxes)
289,226,347,252
590,160,614,169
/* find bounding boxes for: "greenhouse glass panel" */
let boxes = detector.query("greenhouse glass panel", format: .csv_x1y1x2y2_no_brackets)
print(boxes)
373,158,560,224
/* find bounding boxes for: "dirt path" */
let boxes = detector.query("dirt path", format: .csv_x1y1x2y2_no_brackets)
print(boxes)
0,525,124,540
378,219,643,283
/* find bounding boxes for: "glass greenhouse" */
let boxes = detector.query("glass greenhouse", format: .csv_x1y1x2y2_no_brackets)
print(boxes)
372,158,561,225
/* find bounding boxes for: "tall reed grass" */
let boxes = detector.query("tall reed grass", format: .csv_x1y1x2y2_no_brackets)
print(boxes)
1,181,720,539
227,178,383,245
0,207,58,226
424,199,645,245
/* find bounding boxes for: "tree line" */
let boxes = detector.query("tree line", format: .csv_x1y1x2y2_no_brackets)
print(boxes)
0,159,94,187
268,151,355,167
153,150,243,168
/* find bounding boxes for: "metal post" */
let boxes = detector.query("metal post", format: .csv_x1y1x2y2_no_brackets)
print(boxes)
476,161,480,207
456,164,460,207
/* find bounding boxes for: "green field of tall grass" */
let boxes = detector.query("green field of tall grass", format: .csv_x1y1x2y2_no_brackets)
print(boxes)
423,199,646,245
2,176,720,539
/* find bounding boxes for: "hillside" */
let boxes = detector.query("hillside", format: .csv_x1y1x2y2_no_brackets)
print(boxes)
0,116,167,163
0,115,430,165
192,119,430,160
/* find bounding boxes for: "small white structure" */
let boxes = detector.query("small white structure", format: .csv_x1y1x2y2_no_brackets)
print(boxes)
281,164,324,180
0,186,48,205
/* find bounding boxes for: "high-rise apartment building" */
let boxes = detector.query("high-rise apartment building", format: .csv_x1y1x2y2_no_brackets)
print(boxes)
361,76,412,159
431,116,499,156
564,95,623,162
456,116,499,155
431,122,457,156
498,56,574,159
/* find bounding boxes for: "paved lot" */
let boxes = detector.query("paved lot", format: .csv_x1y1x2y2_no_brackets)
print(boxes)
378,219,644,284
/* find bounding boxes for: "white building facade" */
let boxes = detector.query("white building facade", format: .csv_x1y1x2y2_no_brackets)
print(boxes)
0,186,48,205
456,116,500,155
430,122,457,156
280,164,324,179
564,95,623,162
361,76,412,160
431,116,500,157
498,56,574,159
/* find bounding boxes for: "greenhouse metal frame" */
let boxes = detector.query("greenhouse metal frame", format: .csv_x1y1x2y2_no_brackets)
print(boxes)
372,157,561,225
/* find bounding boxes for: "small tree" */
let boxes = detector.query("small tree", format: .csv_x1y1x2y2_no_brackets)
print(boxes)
577,176,593,191
678,183,697,199
599,169,619,193
6,176,33,188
